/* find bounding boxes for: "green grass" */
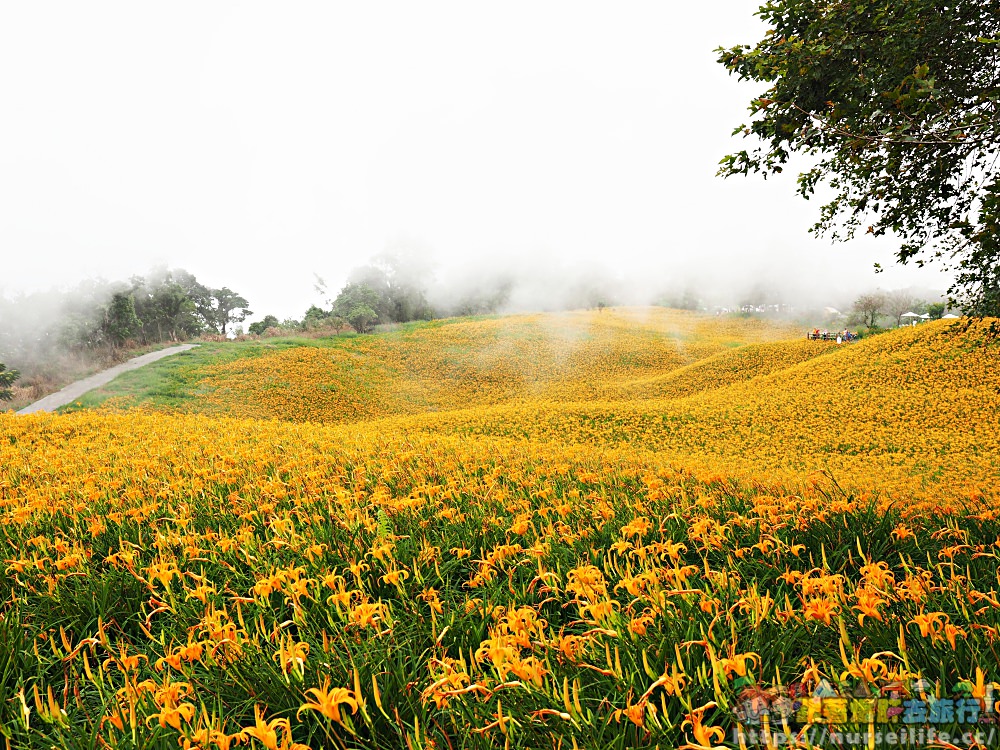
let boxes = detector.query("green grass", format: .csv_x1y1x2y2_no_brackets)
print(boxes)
52,321,490,414
54,336,355,413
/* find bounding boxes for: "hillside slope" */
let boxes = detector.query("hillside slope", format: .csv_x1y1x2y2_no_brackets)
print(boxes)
48,309,998,508
376,318,999,509
122,308,805,421
598,337,838,401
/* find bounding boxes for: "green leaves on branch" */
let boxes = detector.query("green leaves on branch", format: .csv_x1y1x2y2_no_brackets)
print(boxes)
717,0,1000,315
206,287,252,336
0,363,19,402
332,283,382,334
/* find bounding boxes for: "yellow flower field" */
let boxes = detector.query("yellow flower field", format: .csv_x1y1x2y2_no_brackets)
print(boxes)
182,309,808,422
1,309,999,749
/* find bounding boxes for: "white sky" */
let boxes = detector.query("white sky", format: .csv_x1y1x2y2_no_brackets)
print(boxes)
0,2,952,321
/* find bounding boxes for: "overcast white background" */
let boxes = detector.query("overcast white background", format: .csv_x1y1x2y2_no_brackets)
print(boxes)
0,2,952,321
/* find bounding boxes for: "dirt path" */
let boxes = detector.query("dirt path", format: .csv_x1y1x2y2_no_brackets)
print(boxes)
16,344,199,415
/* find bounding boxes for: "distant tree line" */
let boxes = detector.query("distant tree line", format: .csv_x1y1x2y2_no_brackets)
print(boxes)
850,290,952,330
0,268,251,366
322,254,436,333
252,253,519,338
252,252,638,339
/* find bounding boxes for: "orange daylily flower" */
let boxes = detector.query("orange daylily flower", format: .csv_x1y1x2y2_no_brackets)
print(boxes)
297,680,359,726
240,705,309,750
680,702,726,750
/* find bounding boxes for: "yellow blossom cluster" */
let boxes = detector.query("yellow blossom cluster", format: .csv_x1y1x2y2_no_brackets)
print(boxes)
164,308,805,421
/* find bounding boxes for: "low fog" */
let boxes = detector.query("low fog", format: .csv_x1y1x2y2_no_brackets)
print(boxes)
0,249,951,413
1,3,957,342
0,250,952,369
418,250,950,320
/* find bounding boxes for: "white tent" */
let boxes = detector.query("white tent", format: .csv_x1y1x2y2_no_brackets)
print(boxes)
900,311,921,318
942,313,960,319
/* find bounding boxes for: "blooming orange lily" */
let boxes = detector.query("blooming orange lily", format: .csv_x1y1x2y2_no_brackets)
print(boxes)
240,705,309,750
680,702,726,750
297,679,359,726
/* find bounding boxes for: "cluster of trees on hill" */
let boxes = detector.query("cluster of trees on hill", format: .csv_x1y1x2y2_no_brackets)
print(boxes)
123,270,252,341
0,269,252,400
317,254,437,334
260,245,663,339
254,253,521,337
0,268,251,362
850,290,952,330
251,253,626,339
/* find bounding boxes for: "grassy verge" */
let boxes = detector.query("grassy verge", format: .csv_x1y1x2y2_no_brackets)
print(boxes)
54,337,359,414
3,342,191,413
49,318,521,415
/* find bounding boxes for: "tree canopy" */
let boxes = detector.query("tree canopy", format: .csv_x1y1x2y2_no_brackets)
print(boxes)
332,283,381,334
206,288,252,336
129,269,204,342
0,268,251,374
348,252,434,324
852,291,886,329
248,315,280,336
717,0,1000,315
103,292,143,348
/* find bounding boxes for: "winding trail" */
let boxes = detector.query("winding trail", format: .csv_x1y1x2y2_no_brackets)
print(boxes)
16,344,199,415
